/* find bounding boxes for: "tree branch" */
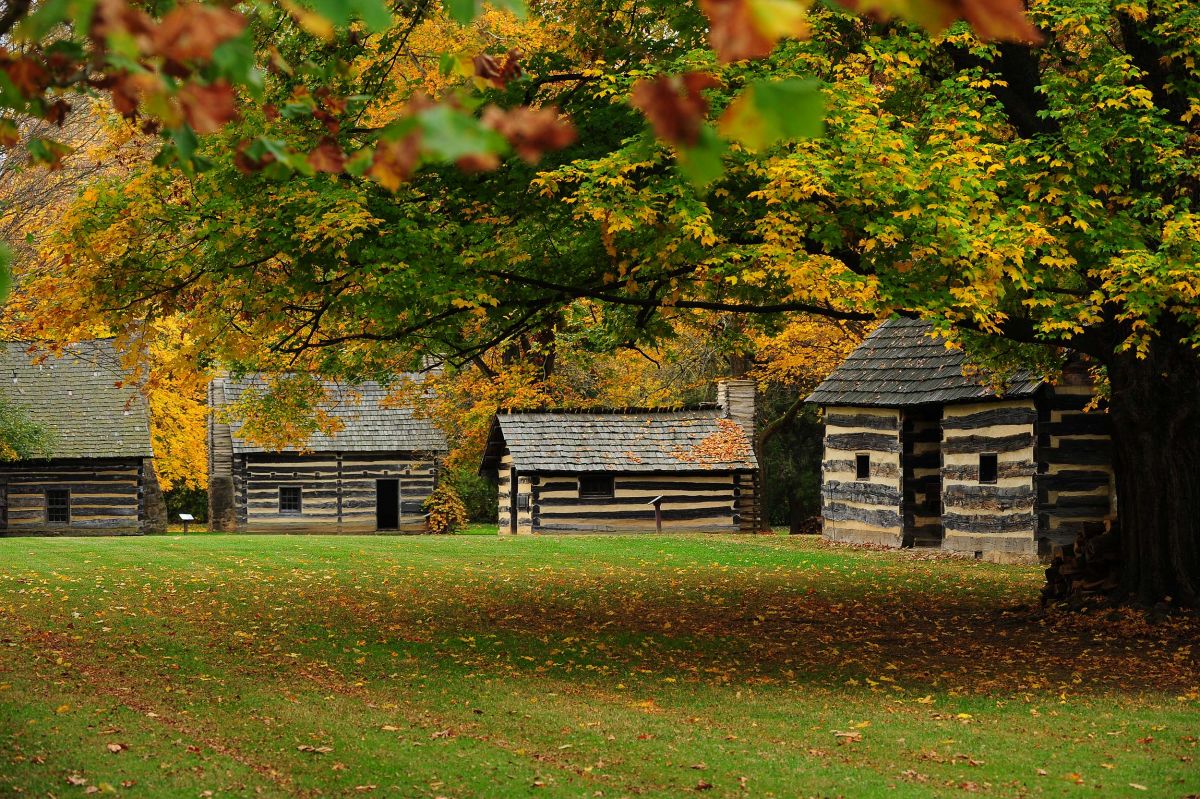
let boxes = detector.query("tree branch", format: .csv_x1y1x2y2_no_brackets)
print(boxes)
484,270,875,321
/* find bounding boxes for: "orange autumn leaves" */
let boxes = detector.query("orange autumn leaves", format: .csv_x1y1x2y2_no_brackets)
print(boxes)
90,0,246,133
631,74,720,148
634,0,1039,151
701,0,1040,63
360,95,577,191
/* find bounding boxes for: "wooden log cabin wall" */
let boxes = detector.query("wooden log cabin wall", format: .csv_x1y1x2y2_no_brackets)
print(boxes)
208,376,447,533
809,318,1114,562
480,380,761,535
0,341,166,536
940,400,1039,558
819,406,902,547
1034,380,1114,551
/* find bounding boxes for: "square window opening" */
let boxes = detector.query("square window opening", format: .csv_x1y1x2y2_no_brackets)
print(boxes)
855,454,870,481
279,486,302,514
579,474,615,499
46,488,69,524
979,453,999,484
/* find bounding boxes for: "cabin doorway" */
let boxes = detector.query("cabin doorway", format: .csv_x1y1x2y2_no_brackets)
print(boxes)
376,479,400,530
901,407,944,547
508,468,518,534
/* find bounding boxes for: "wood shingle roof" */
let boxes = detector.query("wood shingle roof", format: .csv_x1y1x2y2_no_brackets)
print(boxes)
216,376,448,454
482,408,758,474
0,340,153,459
807,317,1042,407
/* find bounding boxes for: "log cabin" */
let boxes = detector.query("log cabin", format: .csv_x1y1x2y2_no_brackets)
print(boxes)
808,318,1114,562
479,380,761,534
0,340,166,536
207,376,448,533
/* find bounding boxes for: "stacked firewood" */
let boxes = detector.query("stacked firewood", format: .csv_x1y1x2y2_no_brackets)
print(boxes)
1041,520,1121,605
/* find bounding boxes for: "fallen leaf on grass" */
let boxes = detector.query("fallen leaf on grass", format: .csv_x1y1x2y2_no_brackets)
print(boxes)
297,745,333,754
105,743,126,754
380,725,400,731
695,780,713,791
431,729,453,739
833,730,863,744
66,775,87,786
1129,785,1148,792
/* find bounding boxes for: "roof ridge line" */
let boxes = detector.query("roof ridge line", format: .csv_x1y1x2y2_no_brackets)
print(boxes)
499,404,719,415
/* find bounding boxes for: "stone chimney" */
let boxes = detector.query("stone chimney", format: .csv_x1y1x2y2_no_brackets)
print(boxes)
716,378,757,446
207,375,238,532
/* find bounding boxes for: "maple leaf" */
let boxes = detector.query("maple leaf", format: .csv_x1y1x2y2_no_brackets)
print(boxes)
308,139,347,173
481,105,576,163
455,151,501,173
832,0,1041,42
630,73,720,147
701,0,773,62
957,0,1042,42
368,133,422,190
474,48,523,89
42,99,70,126
89,0,156,52
0,119,17,148
701,0,810,62
234,139,275,173
151,4,247,62
2,56,48,99
177,80,238,134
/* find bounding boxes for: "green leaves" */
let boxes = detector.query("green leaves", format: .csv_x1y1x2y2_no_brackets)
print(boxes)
301,0,394,32
630,72,824,188
720,78,824,151
417,105,506,162
677,126,728,189
0,242,11,305
443,0,526,25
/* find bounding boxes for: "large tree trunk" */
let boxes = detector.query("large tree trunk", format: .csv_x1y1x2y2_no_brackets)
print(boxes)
1107,335,1200,606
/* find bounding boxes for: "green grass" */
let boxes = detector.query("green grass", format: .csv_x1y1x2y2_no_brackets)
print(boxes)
0,534,1196,798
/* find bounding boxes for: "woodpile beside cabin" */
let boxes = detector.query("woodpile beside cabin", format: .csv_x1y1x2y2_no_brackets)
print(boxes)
479,380,761,534
0,340,166,536
808,318,1114,562
208,376,448,533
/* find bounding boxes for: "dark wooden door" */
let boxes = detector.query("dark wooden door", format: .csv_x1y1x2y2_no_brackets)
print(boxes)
376,479,400,530
509,468,518,534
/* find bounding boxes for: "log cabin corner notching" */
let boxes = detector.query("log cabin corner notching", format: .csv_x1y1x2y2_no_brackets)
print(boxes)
0,340,167,536
208,376,448,533
808,318,1114,562
479,380,761,534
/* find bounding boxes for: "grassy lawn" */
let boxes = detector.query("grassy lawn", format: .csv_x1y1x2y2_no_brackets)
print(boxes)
0,534,1196,798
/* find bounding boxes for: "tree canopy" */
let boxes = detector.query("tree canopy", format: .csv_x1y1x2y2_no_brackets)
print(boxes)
3,0,1199,604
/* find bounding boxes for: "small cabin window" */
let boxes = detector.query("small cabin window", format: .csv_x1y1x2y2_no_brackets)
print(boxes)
46,488,69,524
579,474,615,499
979,453,999,484
855,454,870,481
279,486,302,514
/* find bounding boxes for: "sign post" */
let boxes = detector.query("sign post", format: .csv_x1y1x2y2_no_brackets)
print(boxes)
646,496,664,534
